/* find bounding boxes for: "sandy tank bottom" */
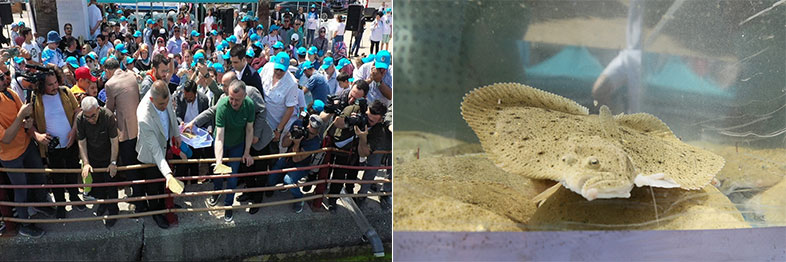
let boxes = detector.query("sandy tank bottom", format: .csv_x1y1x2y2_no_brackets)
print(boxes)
393,131,786,231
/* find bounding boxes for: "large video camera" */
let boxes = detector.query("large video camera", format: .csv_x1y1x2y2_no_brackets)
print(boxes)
344,97,368,131
290,111,311,140
16,64,53,103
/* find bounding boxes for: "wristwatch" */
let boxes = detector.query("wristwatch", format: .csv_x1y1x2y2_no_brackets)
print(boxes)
111,161,117,165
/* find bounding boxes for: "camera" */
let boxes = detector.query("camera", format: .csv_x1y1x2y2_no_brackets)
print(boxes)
344,98,368,131
290,125,308,140
47,136,60,151
323,94,347,115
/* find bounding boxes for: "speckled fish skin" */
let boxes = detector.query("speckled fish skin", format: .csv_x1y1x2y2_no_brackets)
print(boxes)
461,83,725,201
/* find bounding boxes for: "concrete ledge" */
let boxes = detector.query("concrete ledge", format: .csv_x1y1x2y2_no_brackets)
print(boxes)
0,184,391,261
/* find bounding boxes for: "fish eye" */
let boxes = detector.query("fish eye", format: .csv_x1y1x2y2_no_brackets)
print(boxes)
588,157,600,167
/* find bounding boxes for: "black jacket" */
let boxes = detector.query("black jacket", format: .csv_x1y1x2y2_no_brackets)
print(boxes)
174,89,210,124
239,64,264,97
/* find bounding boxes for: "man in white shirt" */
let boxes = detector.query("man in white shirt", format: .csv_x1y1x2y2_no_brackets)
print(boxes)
353,50,392,107
166,26,183,56
20,28,41,63
88,0,103,40
234,16,248,44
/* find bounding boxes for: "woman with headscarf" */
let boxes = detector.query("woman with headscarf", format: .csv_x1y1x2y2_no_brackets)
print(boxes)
134,44,152,71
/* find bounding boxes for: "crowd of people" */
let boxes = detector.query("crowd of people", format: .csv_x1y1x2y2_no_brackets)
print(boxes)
0,1,392,238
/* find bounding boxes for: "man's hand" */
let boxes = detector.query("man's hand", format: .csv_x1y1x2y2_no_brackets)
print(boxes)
66,129,77,148
174,135,182,149
252,136,259,144
17,103,33,119
370,68,384,83
242,153,254,167
273,130,281,142
182,121,194,133
81,164,93,179
108,163,117,177
354,125,368,137
34,132,51,146
179,152,188,160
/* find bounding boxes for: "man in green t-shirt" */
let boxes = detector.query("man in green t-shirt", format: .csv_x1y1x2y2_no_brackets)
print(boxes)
209,80,256,222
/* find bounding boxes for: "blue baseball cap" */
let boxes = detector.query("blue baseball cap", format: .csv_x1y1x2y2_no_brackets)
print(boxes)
241,16,250,22
307,46,317,55
336,58,351,70
190,30,200,37
146,19,154,25
272,41,284,49
270,25,280,32
116,9,123,14
375,50,391,69
246,48,255,58
211,29,218,36
274,52,290,71
253,41,264,49
100,57,108,65
250,33,260,42
227,35,238,43
86,52,98,61
302,60,315,70
66,56,80,68
297,47,307,56
13,57,24,64
311,4,316,8
17,21,24,27
79,56,86,66
361,54,375,64
125,56,135,64
192,52,206,67
11,23,17,28
256,24,264,31
46,30,61,44
387,8,392,13
253,16,259,21
348,77,354,83
133,30,142,38
320,57,334,70
222,52,231,60
211,62,225,73
312,99,325,113
115,43,128,54
120,16,127,22
217,43,226,51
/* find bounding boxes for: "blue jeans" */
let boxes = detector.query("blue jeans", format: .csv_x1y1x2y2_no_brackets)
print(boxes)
213,144,244,206
267,158,308,199
306,29,315,46
0,141,47,219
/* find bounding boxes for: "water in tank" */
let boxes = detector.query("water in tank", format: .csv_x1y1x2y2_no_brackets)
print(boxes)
394,0,786,231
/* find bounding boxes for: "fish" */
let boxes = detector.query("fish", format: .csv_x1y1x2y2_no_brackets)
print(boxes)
461,83,725,201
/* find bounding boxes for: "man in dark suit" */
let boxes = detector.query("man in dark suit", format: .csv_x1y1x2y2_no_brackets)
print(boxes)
229,45,264,95
173,79,209,178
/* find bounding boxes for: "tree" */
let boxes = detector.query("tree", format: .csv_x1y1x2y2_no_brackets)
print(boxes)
31,0,59,34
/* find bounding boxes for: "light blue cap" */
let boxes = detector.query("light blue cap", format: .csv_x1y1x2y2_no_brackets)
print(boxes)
361,54,375,63
66,56,79,68
272,41,284,49
115,43,128,54
253,41,264,49
320,57,334,70
302,60,314,70
250,33,260,42
190,30,200,37
125,56,135,64
222,52,231,60
307,46,317,55
211,62,225,73
146,19,154,25
120,16,127,22
133,30,142,38
211,30,218,36
297,47,307,56
274,52,290,71
100,57,108,65
375,50,391,69
246,48,255,58
227,35,237,43
336,58,351,70
312,99,325,113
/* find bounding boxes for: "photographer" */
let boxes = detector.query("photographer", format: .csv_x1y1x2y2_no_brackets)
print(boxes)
267,114,324,214
0,65,55,238
323,88,378,212
355,100,391,207
29,70,85,218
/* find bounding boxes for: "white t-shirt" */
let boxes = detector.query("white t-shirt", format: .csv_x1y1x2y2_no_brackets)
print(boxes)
184,99,199,123
42,92,72,149
262,34,281,48
120,23,129,35
335,22,346,37
370,20,385,42
307,13,319,30
204,16,215,34
234,25,244,43
88,4,102,40
22,42,42,63
383,14,392,35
